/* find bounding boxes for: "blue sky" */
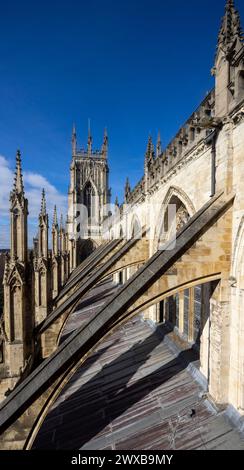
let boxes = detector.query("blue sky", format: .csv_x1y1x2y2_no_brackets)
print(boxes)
0,0,243,247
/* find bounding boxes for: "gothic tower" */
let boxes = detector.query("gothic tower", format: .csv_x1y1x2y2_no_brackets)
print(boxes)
34,190,52,325
67,126,111,262
1,151,33,389
213,0,244,117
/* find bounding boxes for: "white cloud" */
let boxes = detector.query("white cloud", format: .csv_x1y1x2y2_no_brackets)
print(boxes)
0,155,67,248
0,155,14,217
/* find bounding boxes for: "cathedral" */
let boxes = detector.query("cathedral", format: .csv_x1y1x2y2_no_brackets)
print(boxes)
1,0,244,450
67,126,111,252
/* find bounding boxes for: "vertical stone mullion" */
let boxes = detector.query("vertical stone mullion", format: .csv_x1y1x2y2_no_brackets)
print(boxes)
188,287,195,342
178,290,185,334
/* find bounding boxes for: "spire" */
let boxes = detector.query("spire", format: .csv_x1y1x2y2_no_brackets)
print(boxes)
115,195,119,207
60,213,64,231
3,252,10,284
13,150,24,194
145,135,154,164
216,0,243,60
10,150,28,262
40,188,46,215
88,119,92,155
156,132,162,158
72,123,77,156
53,205,58,227
124,177,131,202
102,128,108,157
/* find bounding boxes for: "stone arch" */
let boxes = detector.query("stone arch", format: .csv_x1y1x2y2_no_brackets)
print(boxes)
83,179,98,221
31,272,217,450
155,185,195,249
130,214,142,239
232,215,244,280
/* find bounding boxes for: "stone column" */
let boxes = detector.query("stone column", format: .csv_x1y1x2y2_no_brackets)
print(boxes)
178,290,185,335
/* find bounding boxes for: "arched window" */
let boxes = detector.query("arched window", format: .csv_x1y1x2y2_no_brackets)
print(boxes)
158,195,190,248
163,195,189,233
119,225,124,238
238,70,244,96
84,182,95,220
131,216,142,239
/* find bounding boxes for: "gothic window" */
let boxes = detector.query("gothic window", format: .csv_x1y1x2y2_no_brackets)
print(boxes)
0,322,5,363
131,217,141,239
190,127,195,141
238,71,244,96
178,141,182,156
0,340,3,363
166,295,179,327
193,285,202,344
184,289,190,337
162,195,190,236
41,272,46,306
119,226,123,238
84,182,95,220
10,283,21,342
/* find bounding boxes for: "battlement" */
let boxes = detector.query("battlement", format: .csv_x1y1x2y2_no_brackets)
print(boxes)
74,149,105,160
125,89,215,206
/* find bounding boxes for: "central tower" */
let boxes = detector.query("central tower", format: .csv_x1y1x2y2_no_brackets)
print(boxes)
67,126,111,262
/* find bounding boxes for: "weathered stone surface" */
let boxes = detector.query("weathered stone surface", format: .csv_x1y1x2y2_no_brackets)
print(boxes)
0,193,234,448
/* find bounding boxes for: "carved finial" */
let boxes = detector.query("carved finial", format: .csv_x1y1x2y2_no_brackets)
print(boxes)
72,123,77,156
115,196,119,207
88,119,92,155
53,205,58,226
102,128,108,157
145,135,155,163
13,149,24,194
216,0,243,62
40,188,46,215
156,132,162,158
124,177,131,202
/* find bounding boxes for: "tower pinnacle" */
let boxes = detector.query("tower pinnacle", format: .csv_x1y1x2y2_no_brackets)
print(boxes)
124,177,131,202
102,128,108,157
88,120,92,155
216,0,243,59
72,124,77,156
13,150,24,194
145,135,154,164
40,188,46,215
53,205,58,227
156,132,162,158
